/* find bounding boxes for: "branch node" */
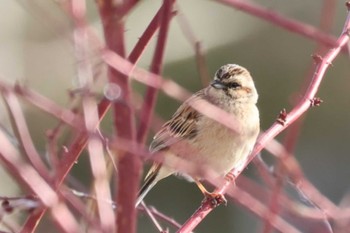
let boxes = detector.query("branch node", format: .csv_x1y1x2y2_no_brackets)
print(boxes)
327,61,334,67
224,172,236,182
311,54,323,64
276,108,287,126
310,97,323,107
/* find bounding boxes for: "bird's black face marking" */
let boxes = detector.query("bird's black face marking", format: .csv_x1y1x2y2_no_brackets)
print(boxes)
211,64,254,99
211,79,242,90
213,65,247,90
226,81,241,89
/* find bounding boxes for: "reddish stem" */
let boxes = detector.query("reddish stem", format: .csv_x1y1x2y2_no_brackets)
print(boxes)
0,130,79,233
176,6,350,233
217,0,341,50
72,0,115,231
137,0,173,143
1,90,50,180
97,1,140,232
128,1,175,65
262,1,337,232
175,6,210,86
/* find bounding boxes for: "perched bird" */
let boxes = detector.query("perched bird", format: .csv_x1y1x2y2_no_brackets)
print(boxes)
136,64,260,207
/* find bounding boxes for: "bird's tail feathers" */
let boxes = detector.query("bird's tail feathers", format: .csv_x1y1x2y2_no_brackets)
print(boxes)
136,163,161,207
135,163,172,207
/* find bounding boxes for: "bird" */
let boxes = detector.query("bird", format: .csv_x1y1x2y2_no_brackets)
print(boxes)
136,64,260,207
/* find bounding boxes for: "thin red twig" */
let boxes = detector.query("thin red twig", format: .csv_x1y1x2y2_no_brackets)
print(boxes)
72,0,115,231
97,1,140,232
264,140,339,215
5,1,350,232
141,202,166,232
21,0,171,227
0,81,83,130
176,5,350,232
137,0,174,143
128,1,176,66
0,129,79,233
1,90,50,181
262,1,337,232
226,180,302,233
216,0,342,51
175,4,210,86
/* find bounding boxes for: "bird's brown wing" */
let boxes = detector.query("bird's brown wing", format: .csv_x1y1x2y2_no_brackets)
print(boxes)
149,93,203,153
144,93,203,183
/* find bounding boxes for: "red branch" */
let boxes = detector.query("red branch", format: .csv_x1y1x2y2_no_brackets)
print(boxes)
20,1,172,229
5,1,349,232
0,81,83,129
175,5,210,86
217,0,341,50
1,90,50,180
128,1,175,66
227,182,302,233
137,0,174,143
176,4,350,233
262,1,337,232
72,0,115,231
97,1,140,232
0,129,79,232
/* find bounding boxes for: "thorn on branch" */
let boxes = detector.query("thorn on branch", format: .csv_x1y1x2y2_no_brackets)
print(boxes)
346,1,350,11
2,200,13,213
277,109,287,126
13,82,25,94
311,54,323,64
345,28,350,37
310,97,323,107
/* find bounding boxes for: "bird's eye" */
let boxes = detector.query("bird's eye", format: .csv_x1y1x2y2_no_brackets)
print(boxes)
227,82,241,89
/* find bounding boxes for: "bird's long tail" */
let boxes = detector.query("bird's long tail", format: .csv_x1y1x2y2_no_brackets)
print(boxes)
136,163,172,207
135,165,160,207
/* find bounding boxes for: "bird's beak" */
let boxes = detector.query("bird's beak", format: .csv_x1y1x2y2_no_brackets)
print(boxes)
211,80,226,89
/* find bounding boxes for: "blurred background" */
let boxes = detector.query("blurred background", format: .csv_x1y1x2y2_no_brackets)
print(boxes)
0,0,350,232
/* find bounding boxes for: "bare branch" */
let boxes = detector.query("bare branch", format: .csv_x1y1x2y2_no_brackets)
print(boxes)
72,0,115,231
216,0,342,51
176,4,350,232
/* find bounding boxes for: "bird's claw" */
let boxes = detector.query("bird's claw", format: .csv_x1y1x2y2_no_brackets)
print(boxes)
203,192,227,207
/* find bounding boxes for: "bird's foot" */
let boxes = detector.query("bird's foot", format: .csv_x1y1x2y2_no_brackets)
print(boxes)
202,192,227,207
